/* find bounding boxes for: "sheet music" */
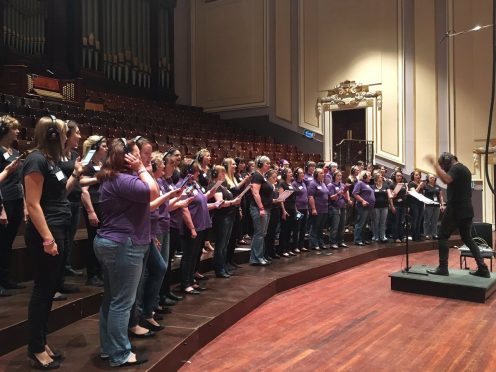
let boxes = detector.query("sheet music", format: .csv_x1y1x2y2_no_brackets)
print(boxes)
275,190,294,203
237,184,252,199
407,190,439,205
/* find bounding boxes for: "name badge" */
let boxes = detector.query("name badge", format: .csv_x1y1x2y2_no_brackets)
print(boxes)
308,177,313,181
203,173,207,178
375,189,380,192
93,166,101,171
193,189,198,196
433,196,438,202
397,198,403,202
317,186,322,190
168,185,174,191
201,187,206,193
3,152,10,160
288,186,293,190
55,170,65,181
298,186,303,190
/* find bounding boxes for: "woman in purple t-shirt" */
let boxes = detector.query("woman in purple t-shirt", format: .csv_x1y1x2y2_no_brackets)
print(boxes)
308,168,329,250
93,138,159,367
327,170,350,249
352,171,375,246
292,167,309,252
179,160,220,294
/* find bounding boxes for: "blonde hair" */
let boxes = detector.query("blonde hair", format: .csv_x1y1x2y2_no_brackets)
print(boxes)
0,115,20,140
151,151,164,168
223,158,238,188
34,116,66,162
358,170,369,181
82,135,106,157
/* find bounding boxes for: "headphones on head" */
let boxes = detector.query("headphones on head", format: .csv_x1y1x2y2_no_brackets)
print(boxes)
305,161,315,171
222,159,229,172
119,138,130,154
256,156,265,168
91,136,105,151
134,135,143,144
281,167,289,181
0,116,9,137
151,160,157,173
196,149,208,164
163,147,176,158
46,115,60,141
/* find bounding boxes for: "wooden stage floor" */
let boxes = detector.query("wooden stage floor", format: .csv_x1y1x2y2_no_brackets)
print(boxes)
1,237,482,371
182,249,496,372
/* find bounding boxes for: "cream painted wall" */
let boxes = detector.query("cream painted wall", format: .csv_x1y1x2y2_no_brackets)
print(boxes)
191,0,267,111
274,0,292,122
299,0,403,163
450,0,494,174
414,0,438,172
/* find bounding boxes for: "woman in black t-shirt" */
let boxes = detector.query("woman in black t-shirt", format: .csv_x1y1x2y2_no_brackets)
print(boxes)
209,165,241,277
80,135,108,286
278,168,298,256
264,170,281,261
423,174,445,239
196,148,214,255
388,170,407,242
249,156,272,265
225,158,250,267
23,116,82,369
408,169,425,241
372,172,389,242
56,120,83,297
0,115,25,293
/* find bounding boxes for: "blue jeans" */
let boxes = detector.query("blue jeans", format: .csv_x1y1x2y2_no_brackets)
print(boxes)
309,213,327,249
354,206,371,243
94,236,148,366
140,240,166,318
423,206,440,237
213,212,234,274
249,205,271,263
372,207,388,241
328,208,346,244
157,231,170,299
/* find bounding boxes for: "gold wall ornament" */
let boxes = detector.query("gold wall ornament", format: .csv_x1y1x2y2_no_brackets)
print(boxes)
316,80,382,117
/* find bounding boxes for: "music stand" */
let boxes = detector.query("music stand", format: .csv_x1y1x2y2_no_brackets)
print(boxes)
402,189,438,275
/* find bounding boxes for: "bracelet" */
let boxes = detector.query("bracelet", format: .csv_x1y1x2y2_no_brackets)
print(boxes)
42,239,55,246
137,168,147,175
71,172,80,179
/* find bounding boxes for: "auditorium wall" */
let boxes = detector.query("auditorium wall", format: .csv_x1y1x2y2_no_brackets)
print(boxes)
190,0,267,110
299,0,404,164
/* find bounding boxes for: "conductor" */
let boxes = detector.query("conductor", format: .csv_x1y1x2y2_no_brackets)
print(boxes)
425,152,490,278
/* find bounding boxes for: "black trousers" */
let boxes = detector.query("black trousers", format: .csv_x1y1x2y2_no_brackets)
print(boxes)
226,210,241,264
409,202,424,240
296,210,308,249
0,198,24,284
82,203,102,279
180,230,206,289
25,222,66,353
437,207,487,269
279,209,298,253
65,201,81,268
264,207,280,258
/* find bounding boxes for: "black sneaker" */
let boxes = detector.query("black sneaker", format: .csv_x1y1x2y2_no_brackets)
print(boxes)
426,267,449,276
469,268,491,278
